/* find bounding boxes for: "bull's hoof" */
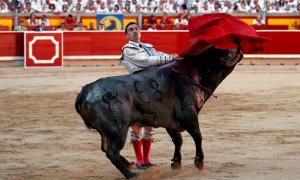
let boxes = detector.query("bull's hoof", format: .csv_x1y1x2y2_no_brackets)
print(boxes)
194,160,204,170
171,161,182,169
126,171,137,179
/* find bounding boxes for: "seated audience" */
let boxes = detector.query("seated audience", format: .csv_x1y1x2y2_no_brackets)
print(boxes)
39,14,50,26
14,20,27,31
34,23,46,31
252,14,265,25
56,23,68,31
73,21,86,31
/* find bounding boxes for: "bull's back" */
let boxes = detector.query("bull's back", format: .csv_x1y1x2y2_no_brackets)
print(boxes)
75,76,131,130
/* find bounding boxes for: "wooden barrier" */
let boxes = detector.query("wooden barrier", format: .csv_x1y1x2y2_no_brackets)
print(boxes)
0,31,299,58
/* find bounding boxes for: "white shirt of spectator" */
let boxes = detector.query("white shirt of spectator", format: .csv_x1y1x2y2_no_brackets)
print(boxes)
97,2,109,13
50,0,64,12
0,2,9,13
252,18,265,25
31,0,42,12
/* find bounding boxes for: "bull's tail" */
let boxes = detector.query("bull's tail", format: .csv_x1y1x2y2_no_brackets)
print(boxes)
75,88,95,131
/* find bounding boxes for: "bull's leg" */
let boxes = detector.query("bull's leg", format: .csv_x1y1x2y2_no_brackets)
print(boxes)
105,135,137,179
166,128,183,169
186,127,204,170
100,134,133,170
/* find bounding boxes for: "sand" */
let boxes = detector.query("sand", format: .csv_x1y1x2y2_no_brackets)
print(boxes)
0,61,300,180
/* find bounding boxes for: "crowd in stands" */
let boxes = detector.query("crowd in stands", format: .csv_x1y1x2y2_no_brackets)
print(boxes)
0,0,300,14
13,13,103,31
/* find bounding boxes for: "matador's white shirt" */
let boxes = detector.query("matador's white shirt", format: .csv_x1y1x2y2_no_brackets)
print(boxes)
120,41,173,74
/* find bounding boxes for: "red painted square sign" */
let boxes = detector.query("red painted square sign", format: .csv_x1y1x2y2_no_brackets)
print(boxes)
24,32,63,67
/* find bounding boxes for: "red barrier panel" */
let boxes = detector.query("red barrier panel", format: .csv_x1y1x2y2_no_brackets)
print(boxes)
0,32,24,56
0,31,300,57
256,31,299,54
63,31,189,56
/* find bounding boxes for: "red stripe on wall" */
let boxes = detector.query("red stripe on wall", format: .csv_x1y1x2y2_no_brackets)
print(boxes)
0,31,299,57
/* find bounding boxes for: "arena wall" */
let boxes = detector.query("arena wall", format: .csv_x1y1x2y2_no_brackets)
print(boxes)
0,30,299,66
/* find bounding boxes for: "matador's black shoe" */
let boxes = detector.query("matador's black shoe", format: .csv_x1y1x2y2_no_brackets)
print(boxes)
136,163,147,170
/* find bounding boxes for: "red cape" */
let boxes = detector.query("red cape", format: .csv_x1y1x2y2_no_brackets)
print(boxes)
179,14,270,57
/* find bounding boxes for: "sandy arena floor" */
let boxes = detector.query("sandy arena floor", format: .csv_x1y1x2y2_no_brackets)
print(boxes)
0,61,300,180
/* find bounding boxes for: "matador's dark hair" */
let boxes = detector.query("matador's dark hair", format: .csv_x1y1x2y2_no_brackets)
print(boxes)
125,22,139,34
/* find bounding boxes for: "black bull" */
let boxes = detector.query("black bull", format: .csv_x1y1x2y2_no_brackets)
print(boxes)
75,47,243,178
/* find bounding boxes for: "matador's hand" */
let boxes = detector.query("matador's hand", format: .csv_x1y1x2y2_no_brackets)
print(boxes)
171,54,184,61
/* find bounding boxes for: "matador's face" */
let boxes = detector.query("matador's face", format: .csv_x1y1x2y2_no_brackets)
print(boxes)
126,24,141,43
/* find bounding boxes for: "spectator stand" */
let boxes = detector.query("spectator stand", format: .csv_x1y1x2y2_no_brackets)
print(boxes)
0,14,13,31
266,14,300,30
0,13,300,31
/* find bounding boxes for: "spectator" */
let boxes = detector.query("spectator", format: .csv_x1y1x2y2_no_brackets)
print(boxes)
251,4,262,13
14,20,27,31
88,22,95,30
0,2,10,13
180,3,188,14
85,3,96,13
97,2,109,13
270,2,284,13
63,0,74,12
64,14,75,26
116,0,124,11
296,3,300,13
155,4,168,13
36,4,48,13
76,0,87,9
222,0,234,13
31,0,41,12
207,0,216,11
133,3,143,13
24,2,34,13
236,0,251,13
56,23,68,31
168,2,180,13
174,13,188,30
94,0,101,9
0,0,8,9
140,0,148,9
144,2,154,13
123,3,131,13
18,5,25,13
288,0,297,9
112,4,121,13
252,14,265,25
192,0,202,12
50,0,63,12
73,21,86,31
190,4,199,13
47,3,57,13
28,12,38,26
73,3,82,12
99,21,105,30
149,14,156,24
106,0,114,12
213,2,222,13
147,23,157,31
38,14,50,26
249,0,264,13
201,2,212,13
34,22,46,31
284,4,295,13
61,4,69,13
160,12,172,25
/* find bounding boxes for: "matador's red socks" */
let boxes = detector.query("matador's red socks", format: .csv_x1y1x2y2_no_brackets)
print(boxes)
142,139,152,164
132,140,144,165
